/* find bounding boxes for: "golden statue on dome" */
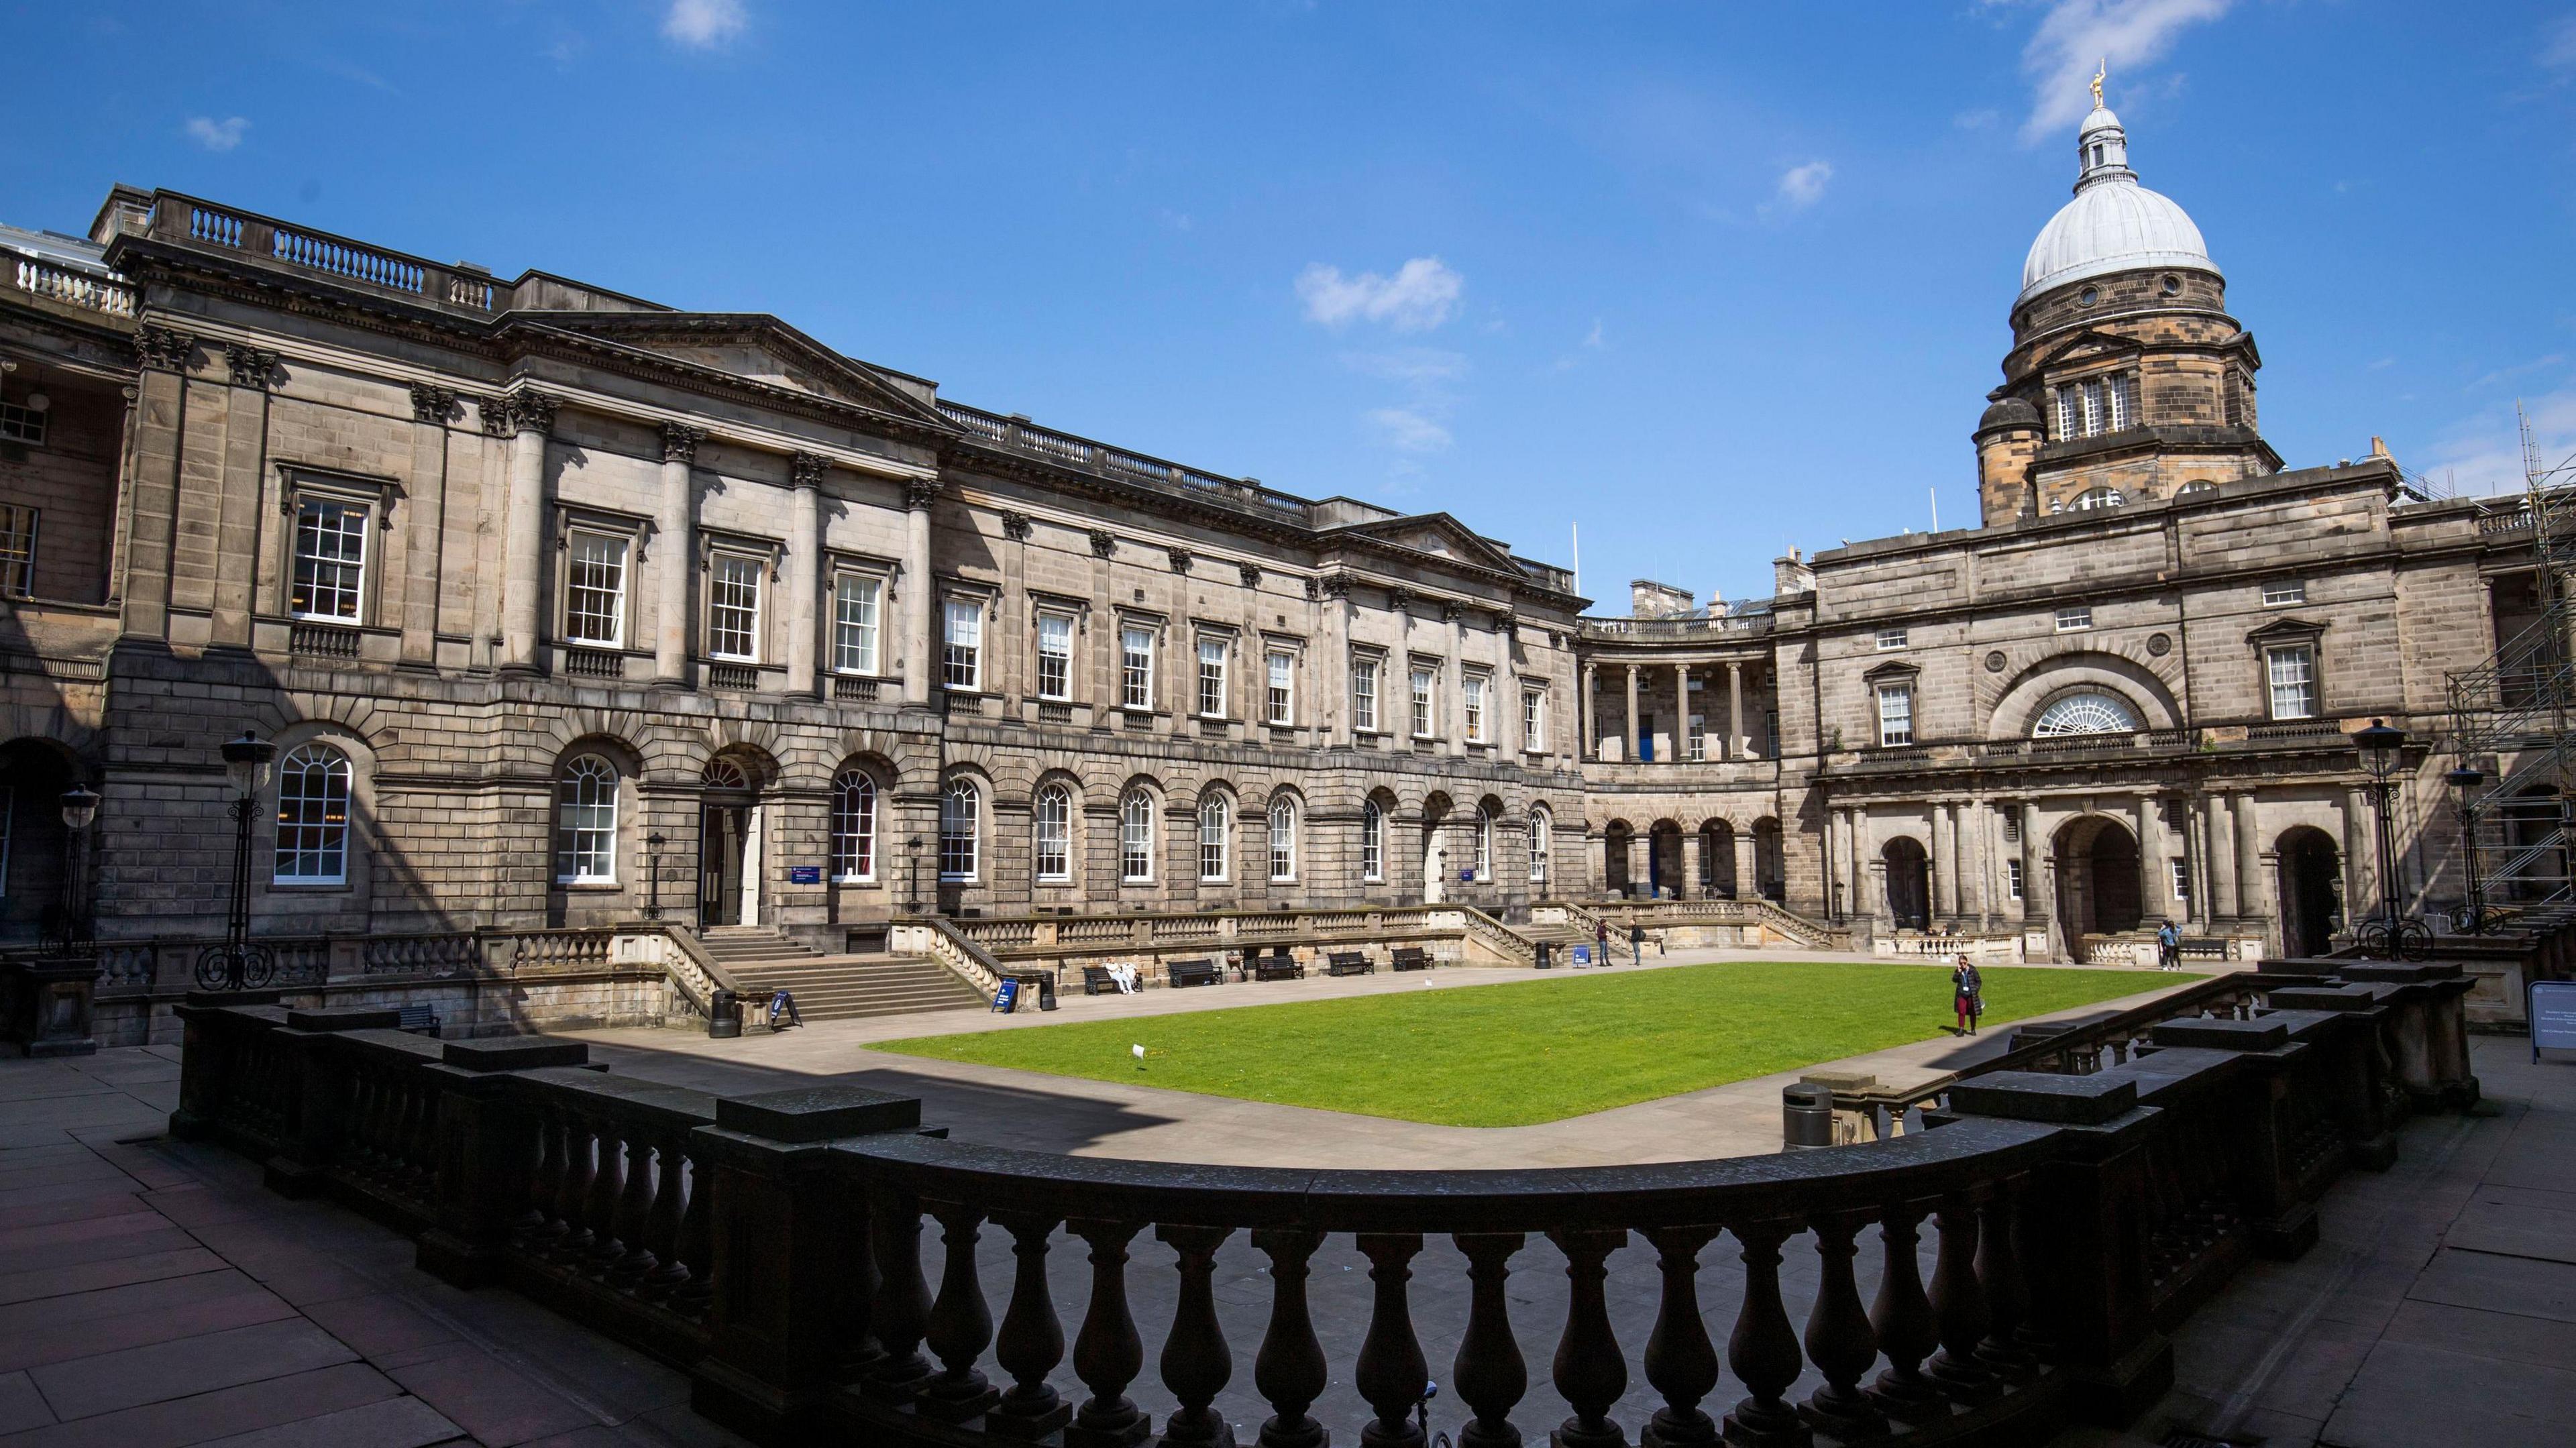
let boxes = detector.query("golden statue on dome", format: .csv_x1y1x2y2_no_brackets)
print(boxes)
2091,59,2106,109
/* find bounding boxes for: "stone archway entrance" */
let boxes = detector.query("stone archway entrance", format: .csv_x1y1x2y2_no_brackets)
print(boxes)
1701,820,1736,898
0,739,77,944
2277,827,2342,957
2053,814,2144,943
1649,822,1683,899
1421,793,1452,904
699,756,762,927
1882,836,1930,932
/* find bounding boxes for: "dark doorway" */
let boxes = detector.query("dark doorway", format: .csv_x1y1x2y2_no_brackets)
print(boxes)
2087,828,2143,934
1883,836,1930,931
1703,820,1736,897
0,740,75,944
1603,822,1633,897
699,755,758,928
2277,828,2341,957
1650,822,1683,899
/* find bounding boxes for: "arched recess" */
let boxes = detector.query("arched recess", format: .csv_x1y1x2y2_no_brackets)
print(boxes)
1602,819,1635,898
1882,836,1931,932
1360,788,1397,888
2051,813,2145,942
1986,651,2181,738
1648,819,1684,899
1419,791,1454,902
2275,825,2342,958
0,737,82,941
1028,771,1083,891
261,721,386,928
1701,818,1737,897
1752,816,1785,901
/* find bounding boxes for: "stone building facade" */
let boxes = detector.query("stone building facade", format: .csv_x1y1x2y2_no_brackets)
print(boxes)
0,93,2533,964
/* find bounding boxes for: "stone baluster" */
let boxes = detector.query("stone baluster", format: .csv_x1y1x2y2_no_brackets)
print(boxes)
582,1116,627,1272
1067,1219,1150,1448
521,1109,566,1245
1451,1233,1527,1448
608,1129,659,1286
1250,1229,1328,1448
988,1211,1071,1439
553,1114,596,1261
1639,1226,1721,1447
639,1127,690,1301
862,1187,935,1404
1721,1220,1810,1447
1976,1180,2038,1383
1799,1210,1884,1440
1925,1195,1998,1405
1155,1224,1236,1448
1865,1203,1946,1423
918,1201,999,1421
344,1068,378,1175
1548,1228,1629,1448
669,1144,715,1319
1356,1233,1429,1448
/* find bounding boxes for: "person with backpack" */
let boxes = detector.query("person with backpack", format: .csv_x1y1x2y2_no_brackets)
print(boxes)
1951,956,1982,1036
1593,918,1609,967
2155,920,2182,971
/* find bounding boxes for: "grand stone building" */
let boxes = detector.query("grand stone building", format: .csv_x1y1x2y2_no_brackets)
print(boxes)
0,93,2527,966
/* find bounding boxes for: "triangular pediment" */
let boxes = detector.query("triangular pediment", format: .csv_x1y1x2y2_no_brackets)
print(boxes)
1325,512,1523,573
2035,329,2148,374
517,312,953,429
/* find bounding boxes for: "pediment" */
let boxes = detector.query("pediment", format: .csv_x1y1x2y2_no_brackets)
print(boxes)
1326,512,1521,573
2035,329,2147,374
522,312,953,429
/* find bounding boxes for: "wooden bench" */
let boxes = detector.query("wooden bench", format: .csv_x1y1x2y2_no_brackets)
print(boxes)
1252,949,1304,981
1081,964,1122,996
1389,947,1432,972
1167,959,1222,989
396,1004,440,1037
1326,951,1375,977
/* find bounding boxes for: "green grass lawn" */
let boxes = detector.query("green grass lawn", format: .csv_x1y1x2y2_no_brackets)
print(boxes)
873,961,2198,1127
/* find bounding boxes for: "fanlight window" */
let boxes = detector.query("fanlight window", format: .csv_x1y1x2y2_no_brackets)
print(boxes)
2032,692,2140,737
2069,487,2124,512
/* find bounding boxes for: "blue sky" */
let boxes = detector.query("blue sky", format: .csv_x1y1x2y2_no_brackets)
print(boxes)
6,1,2573,608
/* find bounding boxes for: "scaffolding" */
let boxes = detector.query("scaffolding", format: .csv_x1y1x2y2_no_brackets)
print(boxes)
2447,406,2576,930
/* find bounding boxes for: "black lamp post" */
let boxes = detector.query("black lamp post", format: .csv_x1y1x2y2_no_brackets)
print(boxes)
644,831,665,920
2447,764,2487,934
2352,719,2428,959
46,783,100,956
906,835,924,914
196,730,277,991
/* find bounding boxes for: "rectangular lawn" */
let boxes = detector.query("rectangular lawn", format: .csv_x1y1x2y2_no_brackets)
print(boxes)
873,960,2199,1127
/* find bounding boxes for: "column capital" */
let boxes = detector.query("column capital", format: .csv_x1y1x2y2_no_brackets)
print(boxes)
1302,575,1321,601
133,324,197,372
409,383,459,425
904,478,941,511
1167,547,1194,575
1000,510,1032,542
790,451,829,490
1441,600,1466,625
1088,528,1116,558
1387,586,1413,613
1320,572,1352,600
223,345,280,391
659,421,706,463
486,390,559,438
1238,561,1262,588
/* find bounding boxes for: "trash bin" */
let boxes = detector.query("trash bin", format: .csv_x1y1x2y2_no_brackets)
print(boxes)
1781,1082,1835,1152
1535,942,1554,970
1034,974,1059,1011
708,989,741,1040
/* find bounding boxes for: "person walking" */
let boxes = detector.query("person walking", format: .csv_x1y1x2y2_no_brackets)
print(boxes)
1594,918,1610,967
1951,955,1982,1036
2155,919,2182,972
1628,922,1645,966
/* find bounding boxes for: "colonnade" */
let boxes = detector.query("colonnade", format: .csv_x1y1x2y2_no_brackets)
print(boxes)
1578,659,1762,763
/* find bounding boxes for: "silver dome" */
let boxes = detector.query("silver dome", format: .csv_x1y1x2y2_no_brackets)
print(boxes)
2019,104,2217,307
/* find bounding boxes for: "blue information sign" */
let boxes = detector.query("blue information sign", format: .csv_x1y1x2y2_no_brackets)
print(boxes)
787,866,822,885
2534,981,2576,1064
1570,945,1592,966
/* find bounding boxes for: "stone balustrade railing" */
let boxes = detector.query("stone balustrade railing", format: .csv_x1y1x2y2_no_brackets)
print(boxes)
892,916,1007,999
7,249,136,317
939,903,1536,977
166,954,2477,1448
1575,896,1845,951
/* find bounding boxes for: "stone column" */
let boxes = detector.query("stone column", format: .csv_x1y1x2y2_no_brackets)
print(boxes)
2234,791,2263,924
1927,804,1950,923
1727,661,1746,761
400,385,457,669
1970,796,1992,929
1580,660,1596,759
119,325,197,642
1680,829,1700,900
1735,822,1760,903
654,424,701,687
497,392,558,675
1445,603,1468,756
213,344,276,651
2342,785,2374,923
1324,575,1353,744
2138,795,2167,927
2184,800,2212,929
2204,795,2237,920
1674,663,1692,761
1623,665,1640,762
786,454,824,698
902,479,937,706
2020,801,2045,930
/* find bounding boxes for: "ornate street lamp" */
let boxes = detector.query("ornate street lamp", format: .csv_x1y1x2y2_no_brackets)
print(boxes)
906,835,924,915
2447,764,2487,934
2351,719,2428,959
45,783,101,956
644,831,666,920
196,730,277,991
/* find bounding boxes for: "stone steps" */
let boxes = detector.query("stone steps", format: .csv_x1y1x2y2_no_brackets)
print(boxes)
720,954,987,1022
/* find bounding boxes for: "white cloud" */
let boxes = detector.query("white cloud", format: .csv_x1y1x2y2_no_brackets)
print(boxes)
1367,408,1453,454
1295,257,1463,332
2418,380,2576,497
1773,160,1833,211
183,116,248,152
2544,16,2576,73
2009,0,2233,143
663,0,745,48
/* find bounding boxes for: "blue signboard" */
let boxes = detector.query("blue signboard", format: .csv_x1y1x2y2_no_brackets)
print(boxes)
1459,869,1475,882
1570,945,1592,966
788,866,822,885
2534,981,2576,1063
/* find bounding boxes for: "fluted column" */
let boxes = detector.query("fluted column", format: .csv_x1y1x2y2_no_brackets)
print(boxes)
1673,663,1690,762
786,453,824,697
497,391,558,674
903,479,937,706
2234,791,2263,923
1728,661,1747,759
655,423,701,687
1446,603,1469,756
1624,666,1641,762
1580,660,1597,760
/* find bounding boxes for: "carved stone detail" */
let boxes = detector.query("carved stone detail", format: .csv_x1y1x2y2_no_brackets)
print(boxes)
791,452,829,490
1239,563,1262,588
1089,530,1116,558
1303,575,1322,602
904,479,941,512
133,325,196,373
660,421,706,464
224,345,280,391
1320,573,1352,600
1001,511,1033,542
1168,548,1194,575
1442,602,1467,625
409,384,458,425
1387,587,1413,614
496,391,559,438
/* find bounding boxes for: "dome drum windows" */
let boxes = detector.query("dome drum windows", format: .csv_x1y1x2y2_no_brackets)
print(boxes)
2053,374,2135,441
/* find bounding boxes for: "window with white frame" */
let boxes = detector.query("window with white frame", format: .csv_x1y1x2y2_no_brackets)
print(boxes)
2266,643,2317,720
1120,789,1155,883
2068,487,2125,512
939,777,979,881
1268,797,1297,881
1197,794,1230,881
1474,805,1495,879
2055,606,2092,632
1875,683,1915,747
564,531,629,647
1528,806,1550,883
1120,625,1155,709
289,496,369,622
1197,637,1228,718
2006,858,2025,901
0,401,44,445
833,574,881,675
0,506,34,597
1360,799,1384,881
943,600,983,689
1463,673,1488,742
707,553,763,661
2263,579,2306,607
271,743,352,885
830,771,877,883
1410,667,1436,738
553,756,619,884
1034,783,1072,882
1036,614,1074,701
2053,373,2135,439
1266,651,1295,725
2169,856,2191,903
1876,628,1908,651
1352,657,1380,732
1523,687,1546,751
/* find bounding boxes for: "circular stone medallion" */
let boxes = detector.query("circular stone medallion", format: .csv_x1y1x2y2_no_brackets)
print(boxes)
2147,632,2174,657
1984,651,2007,673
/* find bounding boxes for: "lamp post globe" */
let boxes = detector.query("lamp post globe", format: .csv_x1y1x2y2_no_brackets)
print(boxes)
2447,765,2488,934
58,784,99,832
2354,718,2406,782
197,729,278,992
2350,719,2420,957
48,783,101,954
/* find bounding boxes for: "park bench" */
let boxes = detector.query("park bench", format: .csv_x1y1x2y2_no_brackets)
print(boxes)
1167,958,1222,989
1081,964,1124,996
396,1004,440,1037
1327,951,1375,977
1389,947,1432,972
1252,948,1303,981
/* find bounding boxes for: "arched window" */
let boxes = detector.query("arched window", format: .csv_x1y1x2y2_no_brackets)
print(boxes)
830,771,877,883
2070,486,2124,512
1475,805,1495,879
272,743,352,884
1036,784,1073,882
939,778,979,881
704,757,751,791
1197,793,1230,882
2177,478,2217,496
2033,691,2141,737
1120,789,1155,883
1529,806,1551,886
1360,799,1385,883
1268,797,1297,882
555,756,619,884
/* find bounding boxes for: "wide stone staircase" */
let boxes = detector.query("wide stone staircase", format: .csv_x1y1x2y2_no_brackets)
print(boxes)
696,927,986,1023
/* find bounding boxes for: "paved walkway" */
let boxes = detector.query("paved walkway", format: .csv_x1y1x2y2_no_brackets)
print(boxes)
566,947,2220,1166
0,1047,749,1447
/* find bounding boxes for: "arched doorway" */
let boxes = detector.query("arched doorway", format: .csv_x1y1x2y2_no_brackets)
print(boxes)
1649,821,1683,899
699,755,763,927
1753,817,1784,901
1702,820,1736,897
1420,793,1452,903
1882,836,1930,932
2277,827,2342,957
1603,821,1633,897
2052,814,2143,940
0,740,78,944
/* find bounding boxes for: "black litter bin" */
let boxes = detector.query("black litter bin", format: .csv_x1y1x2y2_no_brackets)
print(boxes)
1535,942,1554,970
1034,974,1058,1011
1781,1082,1835,1152
708,989,742,1040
